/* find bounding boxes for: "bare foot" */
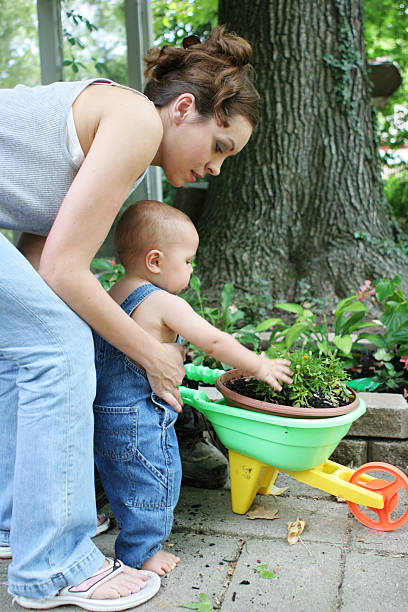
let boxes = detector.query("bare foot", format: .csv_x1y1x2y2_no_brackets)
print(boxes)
90,559,148,600
141,550,180,576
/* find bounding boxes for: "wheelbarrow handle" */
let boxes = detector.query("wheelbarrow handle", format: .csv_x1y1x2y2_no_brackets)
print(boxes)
184,363,226,385
179,386,217,413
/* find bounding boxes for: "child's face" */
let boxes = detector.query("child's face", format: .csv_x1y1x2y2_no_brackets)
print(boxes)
159,226,199,294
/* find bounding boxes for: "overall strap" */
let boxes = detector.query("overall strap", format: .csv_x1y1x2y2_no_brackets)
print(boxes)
120,283,162,316
120,283,182,344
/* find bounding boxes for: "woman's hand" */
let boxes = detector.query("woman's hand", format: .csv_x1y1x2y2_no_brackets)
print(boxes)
145,342,186,413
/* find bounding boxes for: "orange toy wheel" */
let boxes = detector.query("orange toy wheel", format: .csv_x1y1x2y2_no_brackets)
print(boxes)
347,462,408,531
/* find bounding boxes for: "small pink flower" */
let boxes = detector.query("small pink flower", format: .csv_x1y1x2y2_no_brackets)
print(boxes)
356,280,375,301
400,356,408,371
109,259,116,265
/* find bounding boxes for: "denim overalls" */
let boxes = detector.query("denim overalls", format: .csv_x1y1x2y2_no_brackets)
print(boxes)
93,283,182,567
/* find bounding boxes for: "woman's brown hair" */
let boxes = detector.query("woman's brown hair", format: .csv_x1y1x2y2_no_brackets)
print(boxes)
143,25,259,128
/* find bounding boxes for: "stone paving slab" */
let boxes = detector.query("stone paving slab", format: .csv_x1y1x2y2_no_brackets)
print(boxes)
349,512,408,554
1,482,408,611
140,531,238,611
341,551,408,612
221,540,343,611
174,486,349,545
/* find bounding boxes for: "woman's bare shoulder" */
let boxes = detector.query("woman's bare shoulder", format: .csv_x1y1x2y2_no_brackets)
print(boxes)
74,83,162,153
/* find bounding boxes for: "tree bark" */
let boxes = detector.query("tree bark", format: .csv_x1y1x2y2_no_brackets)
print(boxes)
195,0,407,300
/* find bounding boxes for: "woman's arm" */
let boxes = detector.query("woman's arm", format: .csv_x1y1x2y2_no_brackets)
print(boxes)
158,293,292,391
38,88,184,410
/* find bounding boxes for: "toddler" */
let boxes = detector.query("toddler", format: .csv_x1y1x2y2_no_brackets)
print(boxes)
93,200,292,576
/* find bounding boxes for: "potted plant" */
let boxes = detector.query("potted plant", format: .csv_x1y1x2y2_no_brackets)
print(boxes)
215,348,359,418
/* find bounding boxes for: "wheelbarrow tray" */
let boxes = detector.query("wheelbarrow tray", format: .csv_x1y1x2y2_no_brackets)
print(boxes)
180,388,366,471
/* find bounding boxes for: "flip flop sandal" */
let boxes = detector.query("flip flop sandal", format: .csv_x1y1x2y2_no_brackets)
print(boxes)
1,515,111,561
14,557,160,611
95,514,111,536
0,545,11,559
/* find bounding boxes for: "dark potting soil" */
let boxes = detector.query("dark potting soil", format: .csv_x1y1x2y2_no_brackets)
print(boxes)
225,377,351,409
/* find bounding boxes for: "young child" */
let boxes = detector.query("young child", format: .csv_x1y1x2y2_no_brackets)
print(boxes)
93,200,292,576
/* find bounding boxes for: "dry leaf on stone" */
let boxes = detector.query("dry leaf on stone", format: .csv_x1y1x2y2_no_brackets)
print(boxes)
287,517,306,545
246,505,279,520
268,485,288,496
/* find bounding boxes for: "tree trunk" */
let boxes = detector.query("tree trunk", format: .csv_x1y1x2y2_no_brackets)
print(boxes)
195,0,407,300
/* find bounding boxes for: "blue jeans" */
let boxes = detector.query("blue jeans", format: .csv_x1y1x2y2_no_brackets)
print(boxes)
0,234,104,599
93,284,182,568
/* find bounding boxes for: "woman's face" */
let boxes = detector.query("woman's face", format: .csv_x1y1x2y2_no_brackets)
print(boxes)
156,99,253,188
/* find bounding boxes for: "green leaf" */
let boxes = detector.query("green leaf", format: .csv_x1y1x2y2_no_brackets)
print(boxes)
335,295,360,313
381,303,408,334
275,302,305,314
375,275,402,303
338,312,365,335
91,257,114,271
259,569,276,579
221,283,234,311
384,327,408,345
179,592,213,611
253,563,276,579
254,318,284,332
373,348,393,361
283,321,312,349
355,332,385,348
337,301,367,314
350,321,381,332
316,340,331,355
228,309,245,324
237,333,259,349
189,274,201,292
333,334,353,355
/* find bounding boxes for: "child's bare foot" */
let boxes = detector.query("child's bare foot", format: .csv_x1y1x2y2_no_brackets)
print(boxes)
91,559,148,599
141,550,180,576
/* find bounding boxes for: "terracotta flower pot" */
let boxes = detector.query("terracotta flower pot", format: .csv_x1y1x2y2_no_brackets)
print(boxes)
215,369,359,419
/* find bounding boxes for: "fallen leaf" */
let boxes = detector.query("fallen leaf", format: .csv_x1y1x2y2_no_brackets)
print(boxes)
246,505,279,520
179,592,213,611
356,537,365,542
336,497,347,503
273,564,281,573
253,563,276,579
287,517,306,545
269,485,288,496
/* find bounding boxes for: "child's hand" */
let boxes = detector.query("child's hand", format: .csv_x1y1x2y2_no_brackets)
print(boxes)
256,356,292,391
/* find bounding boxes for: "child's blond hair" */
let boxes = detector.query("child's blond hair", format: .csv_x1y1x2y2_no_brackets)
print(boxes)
114,200,196,267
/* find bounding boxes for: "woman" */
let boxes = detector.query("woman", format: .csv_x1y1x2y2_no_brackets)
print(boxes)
0,26,258,611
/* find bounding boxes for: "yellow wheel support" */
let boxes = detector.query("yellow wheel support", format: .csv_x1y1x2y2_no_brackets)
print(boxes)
229,450,279,514
228,452,384,515
283,459,384,508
